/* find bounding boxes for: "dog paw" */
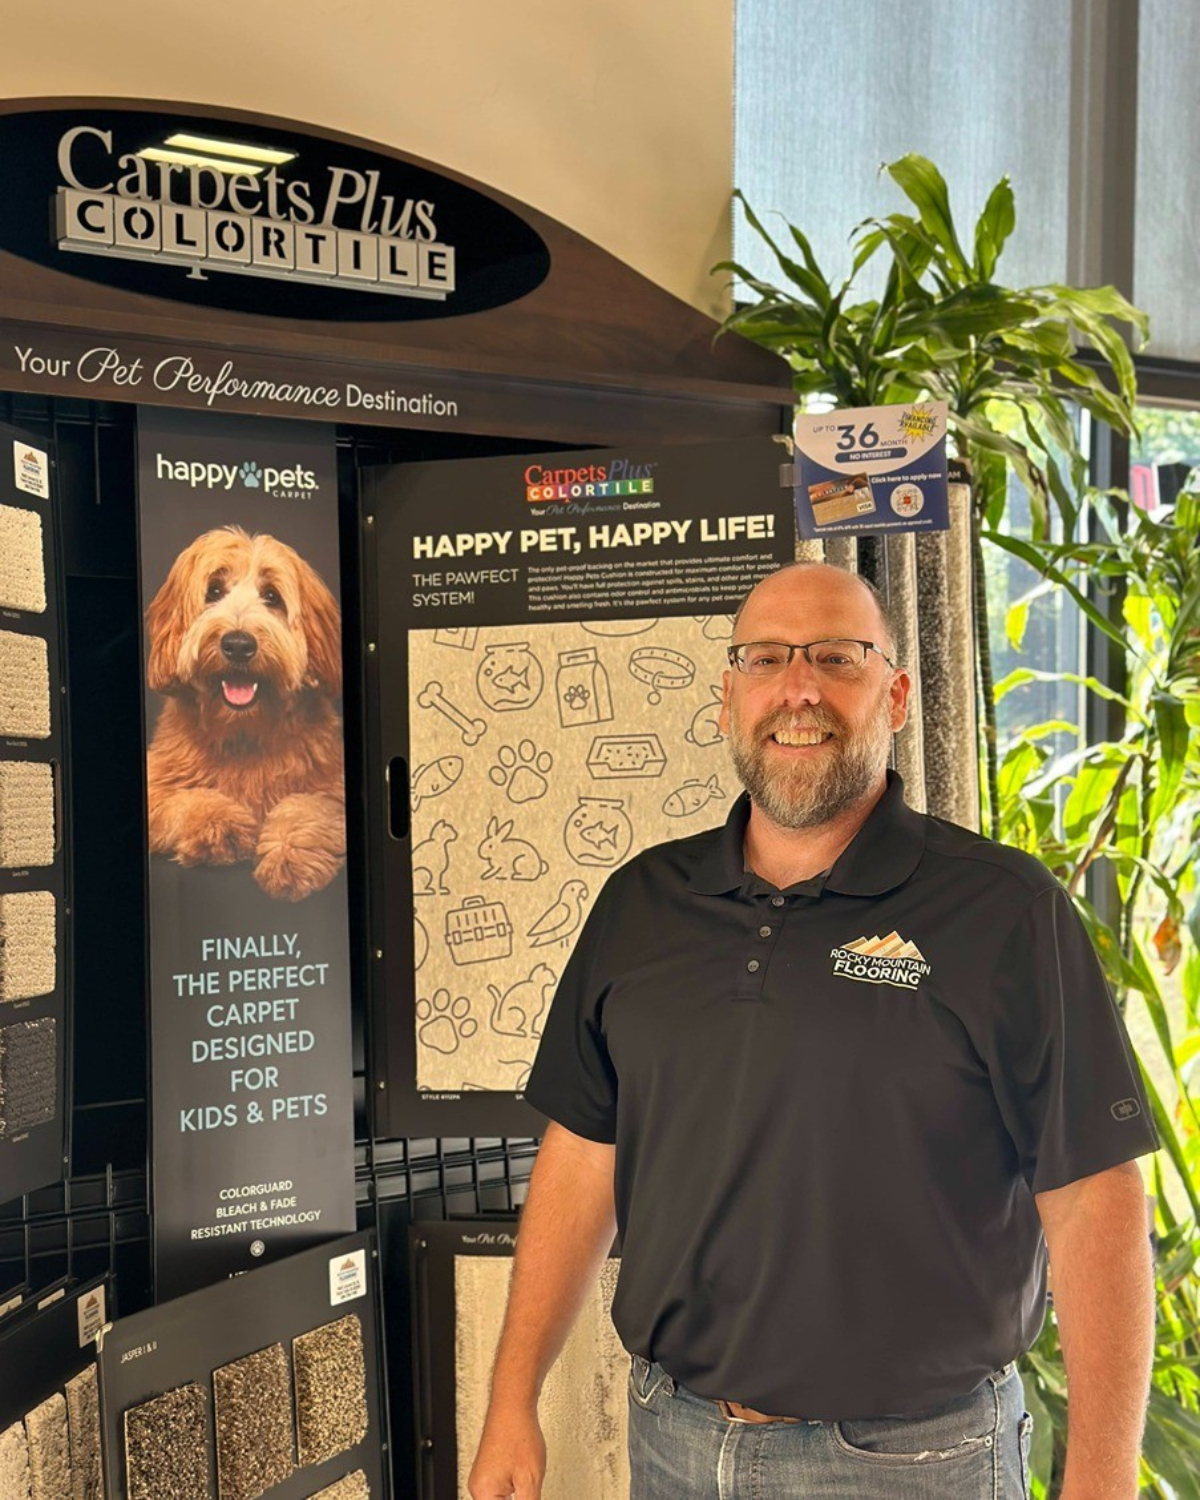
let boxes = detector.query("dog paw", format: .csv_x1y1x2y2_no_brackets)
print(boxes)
254,839,343,901
167,794,260,866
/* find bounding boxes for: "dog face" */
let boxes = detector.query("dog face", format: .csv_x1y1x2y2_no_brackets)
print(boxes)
146,526,341,720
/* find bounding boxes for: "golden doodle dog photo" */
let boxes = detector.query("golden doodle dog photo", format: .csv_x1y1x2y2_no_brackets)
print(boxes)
145,525,346,902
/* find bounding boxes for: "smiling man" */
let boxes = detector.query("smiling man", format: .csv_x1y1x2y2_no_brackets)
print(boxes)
469,562,1158,1500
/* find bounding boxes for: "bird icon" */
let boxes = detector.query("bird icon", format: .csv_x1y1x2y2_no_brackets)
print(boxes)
527,879,589,949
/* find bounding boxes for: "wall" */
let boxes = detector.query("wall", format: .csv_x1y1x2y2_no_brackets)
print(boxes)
0,0,734,319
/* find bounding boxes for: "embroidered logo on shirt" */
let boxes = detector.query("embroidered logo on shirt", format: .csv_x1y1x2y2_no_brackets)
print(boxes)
1110,1098,1142,1121
830,932,931,990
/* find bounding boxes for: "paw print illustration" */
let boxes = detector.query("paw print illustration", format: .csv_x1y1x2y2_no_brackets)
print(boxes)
416,990,478,1054
240,460,262,488
563,683,590,711
489,740,553,804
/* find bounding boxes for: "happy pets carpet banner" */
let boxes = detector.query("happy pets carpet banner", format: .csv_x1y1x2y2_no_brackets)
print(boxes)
136,409,354,1301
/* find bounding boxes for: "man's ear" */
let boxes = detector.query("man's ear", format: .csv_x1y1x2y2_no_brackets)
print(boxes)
889,668,912,733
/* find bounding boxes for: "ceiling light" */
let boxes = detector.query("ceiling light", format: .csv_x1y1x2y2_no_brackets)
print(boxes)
138,148,266,176
164,133,295,166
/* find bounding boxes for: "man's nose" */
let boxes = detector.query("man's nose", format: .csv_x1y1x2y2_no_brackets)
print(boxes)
775,649,823,702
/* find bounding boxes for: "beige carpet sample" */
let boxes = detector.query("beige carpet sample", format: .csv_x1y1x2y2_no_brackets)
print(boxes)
455,1257,628,1500
0,761,56,868
65,1365,103,1500
0,1017,57,1138
25,1392,69,1500
293,1314,369,1467
0,1419,32,1500
214,1341,295,1500
0,505,47,614
0,631,51,739
0,890,57,1002
312,1471,370,1499
124,1382,210,1500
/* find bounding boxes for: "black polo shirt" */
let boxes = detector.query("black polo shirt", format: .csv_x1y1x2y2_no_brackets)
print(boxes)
525,773,1158,1419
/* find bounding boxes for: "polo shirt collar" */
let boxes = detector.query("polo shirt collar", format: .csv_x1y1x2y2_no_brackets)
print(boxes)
688,770,925,897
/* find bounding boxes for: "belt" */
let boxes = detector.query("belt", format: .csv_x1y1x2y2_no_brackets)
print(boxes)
716,1399,803,1425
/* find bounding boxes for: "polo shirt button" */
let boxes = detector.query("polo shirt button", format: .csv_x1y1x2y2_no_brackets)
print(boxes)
758,926,772,938
771,895,785,907
746,959,760,973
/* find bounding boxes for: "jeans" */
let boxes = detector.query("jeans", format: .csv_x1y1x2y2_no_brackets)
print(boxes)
627,1356,1033,1499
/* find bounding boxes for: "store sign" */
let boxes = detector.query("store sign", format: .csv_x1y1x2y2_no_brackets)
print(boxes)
0,105,550,321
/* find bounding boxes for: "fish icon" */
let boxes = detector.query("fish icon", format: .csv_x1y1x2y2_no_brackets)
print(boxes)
411,755,463,812
492,666,530,696
580,821,620,853
663,774,726,818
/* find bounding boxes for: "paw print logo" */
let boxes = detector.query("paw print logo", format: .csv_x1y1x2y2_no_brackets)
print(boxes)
563,683,590,711
416,990,478,1054
240,460,262,488
489,739,553,804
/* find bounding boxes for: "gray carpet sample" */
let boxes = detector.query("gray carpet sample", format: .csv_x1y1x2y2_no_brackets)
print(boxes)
0,1017,57,1137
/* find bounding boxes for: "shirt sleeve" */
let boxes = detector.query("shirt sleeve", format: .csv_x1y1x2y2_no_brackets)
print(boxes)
524,874,620,1143
982,883,1159,1195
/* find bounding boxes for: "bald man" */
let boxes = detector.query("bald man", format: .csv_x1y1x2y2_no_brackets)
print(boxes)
469,563,1157,1500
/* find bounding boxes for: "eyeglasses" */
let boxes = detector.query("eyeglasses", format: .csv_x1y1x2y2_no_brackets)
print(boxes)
727,639,896,676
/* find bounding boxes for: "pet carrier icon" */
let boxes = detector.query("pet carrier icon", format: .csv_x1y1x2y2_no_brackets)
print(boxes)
444,895,514,965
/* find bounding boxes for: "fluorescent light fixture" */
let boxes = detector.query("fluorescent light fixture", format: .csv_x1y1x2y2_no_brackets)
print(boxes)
138,148,266,176
164,132,296,166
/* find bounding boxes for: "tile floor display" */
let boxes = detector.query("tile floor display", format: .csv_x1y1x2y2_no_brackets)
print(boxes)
310,1471,370,1499
454,1257,627,1500
0,1018,57,1138
25,1391,69,1500
408,615,739,1092
0,891,56,1002
64,1366,102,1500
293,1315,369,1468
0,761,56,869
213,1343,295,1500
0,1418,32,1499
124,1383,211,1500
0,631,51,739
0,504,47,614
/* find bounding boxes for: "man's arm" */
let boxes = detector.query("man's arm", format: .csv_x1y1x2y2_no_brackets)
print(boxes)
468,1120,617,1500
1035,1160,1155,1500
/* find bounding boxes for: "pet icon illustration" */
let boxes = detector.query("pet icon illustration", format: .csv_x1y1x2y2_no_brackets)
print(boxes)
477,817,548,882
663,774,726,818
685,686,726,747
414,910,429,970
416,989,478,1053
144,525,345,901
411,755,463,812
488,963,557,1038
564,795,633,867
489,740,553,803
527,879,589,949
412,819,457,895
476,642,543,711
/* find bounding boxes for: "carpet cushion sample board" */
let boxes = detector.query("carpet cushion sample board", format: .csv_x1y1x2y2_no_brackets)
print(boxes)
0,1418,32,1500
0,762,56,868
213,1342,294,1500
0,1018,57,1137
0,506,46,614
455,1257,627,1500
293,1315,369,1467
25,1391,69,1500
65,1365,102,1500
0,631,51,740
0,891,56,1002
124,1383,210,1500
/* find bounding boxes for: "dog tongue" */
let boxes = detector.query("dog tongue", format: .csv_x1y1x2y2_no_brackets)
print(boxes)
223,679,257,707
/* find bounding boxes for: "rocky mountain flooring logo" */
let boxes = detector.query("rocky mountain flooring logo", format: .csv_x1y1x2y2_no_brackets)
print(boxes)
830,931,931,990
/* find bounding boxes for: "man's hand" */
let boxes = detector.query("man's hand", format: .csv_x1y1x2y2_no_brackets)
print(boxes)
468,1402,547,1500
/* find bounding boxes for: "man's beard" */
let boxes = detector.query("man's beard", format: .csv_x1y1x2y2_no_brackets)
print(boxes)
728,692,894,830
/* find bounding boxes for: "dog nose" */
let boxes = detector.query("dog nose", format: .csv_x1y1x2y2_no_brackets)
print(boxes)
221,631,257,663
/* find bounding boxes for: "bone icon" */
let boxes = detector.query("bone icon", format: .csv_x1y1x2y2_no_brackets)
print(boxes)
418,680,486,746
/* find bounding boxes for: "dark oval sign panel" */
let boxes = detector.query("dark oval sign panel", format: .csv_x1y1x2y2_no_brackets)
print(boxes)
0,105,551,322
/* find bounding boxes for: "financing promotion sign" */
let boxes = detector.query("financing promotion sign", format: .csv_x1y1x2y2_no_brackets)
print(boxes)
137,409,354,1301
794,401,950,538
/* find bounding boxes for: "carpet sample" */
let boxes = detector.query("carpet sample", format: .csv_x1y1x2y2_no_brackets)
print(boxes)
124,1383,210,1500
0,631,51,739
25,1392,69,1500
65,1365,103,1500
0,1419,32,1500
312,1471,370,1499
0,761,56,868
0,890,57,1002
0,1017,57,1138
0,506,46,614
214,1341,295,1500
293,1314,369,1467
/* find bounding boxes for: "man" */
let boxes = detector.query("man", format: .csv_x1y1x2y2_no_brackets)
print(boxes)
469,562,1157,1500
